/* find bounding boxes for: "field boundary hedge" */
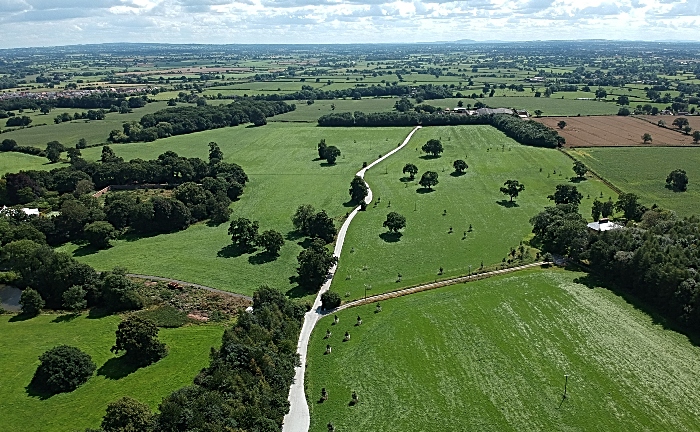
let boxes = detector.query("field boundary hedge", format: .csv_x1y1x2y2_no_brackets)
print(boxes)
560,149,623,195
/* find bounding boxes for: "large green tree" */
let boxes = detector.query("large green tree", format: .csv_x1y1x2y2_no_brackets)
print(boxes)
548,184,583,206
421,139,444,157
500,179,525,202
666,169,688,192
102,397,154,432
615,192,646,221
31,345,95,394
349,176,368,203
402,163,418,180
419,171,439,190
256,230,285,256
324,146,341,164
572,161,588,179
84,221,117,249
296,238,338,292
383,212,406,233
111,315,167,366
45,141,64,163
20,287,44,316
453,159,468,174
228,217,259,250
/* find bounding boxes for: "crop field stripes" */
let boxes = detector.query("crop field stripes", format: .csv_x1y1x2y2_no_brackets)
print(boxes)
333,261,548,312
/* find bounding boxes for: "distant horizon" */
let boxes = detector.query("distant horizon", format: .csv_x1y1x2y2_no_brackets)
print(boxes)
0,0,697,50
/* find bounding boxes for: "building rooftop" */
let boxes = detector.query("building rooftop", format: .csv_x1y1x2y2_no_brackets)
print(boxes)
587,218,624,232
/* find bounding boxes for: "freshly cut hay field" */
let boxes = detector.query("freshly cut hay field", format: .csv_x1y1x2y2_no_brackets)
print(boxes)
0,313,223,432
59,123,411,297
536,116,694,147
331,125,615,301
566,146,700,217
306,269,700,432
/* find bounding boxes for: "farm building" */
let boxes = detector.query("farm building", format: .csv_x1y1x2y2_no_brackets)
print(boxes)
587,218,623,232
476,108,514,115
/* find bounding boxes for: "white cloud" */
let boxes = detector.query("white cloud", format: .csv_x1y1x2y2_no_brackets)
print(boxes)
0,0,697,47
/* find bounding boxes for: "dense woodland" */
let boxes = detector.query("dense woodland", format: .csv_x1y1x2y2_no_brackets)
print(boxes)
318,111,563,148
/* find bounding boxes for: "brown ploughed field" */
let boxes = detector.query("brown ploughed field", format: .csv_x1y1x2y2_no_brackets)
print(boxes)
535,116,696,147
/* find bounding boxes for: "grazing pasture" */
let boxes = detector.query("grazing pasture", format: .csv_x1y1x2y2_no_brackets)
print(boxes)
566,146,700,217
59,123,411,297
307,269,700,432
330,125,614,301
535,116,695,147
0,313,223,432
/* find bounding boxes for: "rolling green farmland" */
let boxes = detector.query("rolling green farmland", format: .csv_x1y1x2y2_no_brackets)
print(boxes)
0,152,59,176
0,314,223,432
567,147,700,217
307,269,700,432
58,123,411,296
331,125,615,301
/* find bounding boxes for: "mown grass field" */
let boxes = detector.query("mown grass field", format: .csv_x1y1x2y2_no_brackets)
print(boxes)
307,269,700,432
0,313,223,432
331,126,615,301
567,147,700,217
58,123,411,297
0,151,59,176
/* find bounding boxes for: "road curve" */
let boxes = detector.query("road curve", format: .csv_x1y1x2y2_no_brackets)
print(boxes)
282,126,423,432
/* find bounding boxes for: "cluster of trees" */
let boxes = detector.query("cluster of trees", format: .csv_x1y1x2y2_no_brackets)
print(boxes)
6,115,32,127
228,217,285,256
109,100,294,143
318,112,563,148
0,93,152,113
2,239,145,314
317,139,341,164
1,143,244,248
1,138,45,157
291,204,338,291
532,199,700,333
90,286,305,431
53,109,106,124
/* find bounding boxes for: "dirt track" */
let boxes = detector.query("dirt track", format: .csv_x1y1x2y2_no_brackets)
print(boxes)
535,116,696,147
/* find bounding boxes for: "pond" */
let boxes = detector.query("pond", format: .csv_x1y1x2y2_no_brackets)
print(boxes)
0,285,21,312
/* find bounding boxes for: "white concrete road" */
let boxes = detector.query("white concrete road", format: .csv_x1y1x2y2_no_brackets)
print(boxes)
281,126,422,432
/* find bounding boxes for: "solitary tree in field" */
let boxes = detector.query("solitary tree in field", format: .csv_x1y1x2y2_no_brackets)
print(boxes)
534,109,543,118
548,184,583,206
403,163,418,180
208,142,223,166
349,176,368,203
421,139,444,157
617,95,630,105
595,88,607,100
657,120,666,127
557,120,567,129
383,212,406,233
693,130,700,144
500,179,525,202
45,140,64,163
683,125,693,135
642,133,653,144
666,169,689,192
324,146,341,164
572,161,588,179
256,229,285,256
419,171,439,190
228,217,259,249
673,117,689,129
31,345,95,394
453,159,468,174
111,315,167,366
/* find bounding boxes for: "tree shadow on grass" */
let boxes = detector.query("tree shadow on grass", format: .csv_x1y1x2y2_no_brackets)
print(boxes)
570,267,700,347
400,176,415,183
97,356,141,380
320,162,337,167
217,243,253,258
87,308,112,320
296,238,314,249
285,230,305,241
248,251,277,265
25,378,54,400
450,171,467,177
206,219,228,227
71,244,101,257
416,187,435,194
51,313,80,323
9,313,35,322
496,200,519,208
664,184,686,193
122,231,160,242
419,154,441,160
570,177,586,183
379,232,402,243
343,199,359,208
285,282,315,299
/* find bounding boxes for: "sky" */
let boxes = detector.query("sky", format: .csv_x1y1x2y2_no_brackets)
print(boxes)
0,0,698,48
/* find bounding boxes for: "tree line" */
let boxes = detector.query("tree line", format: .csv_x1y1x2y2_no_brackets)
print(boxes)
0,92,153,112
108,100,295,143
1,142,245,248
246,83,454,102
318,111,564,148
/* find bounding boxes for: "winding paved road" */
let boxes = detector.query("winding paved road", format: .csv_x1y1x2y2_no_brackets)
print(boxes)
281,126,423,432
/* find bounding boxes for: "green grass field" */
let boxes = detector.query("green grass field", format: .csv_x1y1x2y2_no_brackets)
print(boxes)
0,313,223,432
307,269,700,432
331,126,614,301
58,123,411,297
567,147,700,217
0,152,60,176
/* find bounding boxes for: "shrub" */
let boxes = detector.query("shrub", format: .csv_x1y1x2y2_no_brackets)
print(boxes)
31,345,96,394
111,315,168,366
321,291,342,310
20,287,44,316
137,305,190,328
101,396,154,432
